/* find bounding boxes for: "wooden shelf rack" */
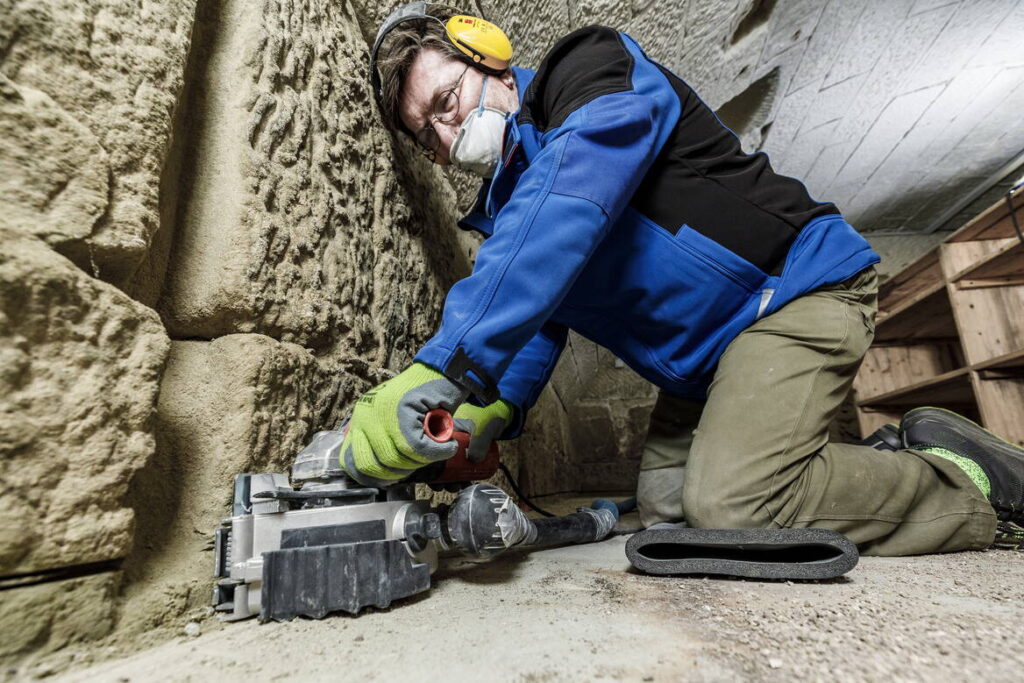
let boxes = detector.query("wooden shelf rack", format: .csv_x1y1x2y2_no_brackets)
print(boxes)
853,186,1024,446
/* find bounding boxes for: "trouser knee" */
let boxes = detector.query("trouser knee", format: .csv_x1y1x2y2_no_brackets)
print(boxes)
682,462,773,530
682,495,769,529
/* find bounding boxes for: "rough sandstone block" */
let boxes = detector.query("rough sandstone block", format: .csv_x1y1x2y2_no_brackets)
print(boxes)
0,572,120,662
0,0,197,283
0,230,170,576
0,76,109,253
119,334,373,629
501,384,573,498
160,0,468,356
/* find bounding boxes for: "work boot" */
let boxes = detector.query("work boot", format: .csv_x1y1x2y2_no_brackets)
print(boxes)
902,407,1024,549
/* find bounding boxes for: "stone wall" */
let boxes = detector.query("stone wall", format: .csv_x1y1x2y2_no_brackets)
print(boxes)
1,0,191,663
1,0,480,665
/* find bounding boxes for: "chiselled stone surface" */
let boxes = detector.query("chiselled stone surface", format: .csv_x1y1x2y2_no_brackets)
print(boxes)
119,334,371,631
0,230,169,576
160,0,471,361
0,572,119,661
0,76,109,254
0,0,197,284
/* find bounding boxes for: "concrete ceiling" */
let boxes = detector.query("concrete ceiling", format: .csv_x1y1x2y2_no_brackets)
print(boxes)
475,0,1024,236
722,0,1024,235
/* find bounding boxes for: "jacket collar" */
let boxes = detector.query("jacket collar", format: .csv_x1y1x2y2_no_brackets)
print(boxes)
511,66,534,109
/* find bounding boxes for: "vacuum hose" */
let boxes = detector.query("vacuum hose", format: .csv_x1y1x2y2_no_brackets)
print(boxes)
440,484,617,557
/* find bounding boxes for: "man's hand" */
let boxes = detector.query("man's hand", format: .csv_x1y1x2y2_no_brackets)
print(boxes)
453,399,514,461
341,362,468,487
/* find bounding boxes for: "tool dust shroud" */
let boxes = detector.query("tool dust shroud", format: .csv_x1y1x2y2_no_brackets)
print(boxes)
212,410,617,622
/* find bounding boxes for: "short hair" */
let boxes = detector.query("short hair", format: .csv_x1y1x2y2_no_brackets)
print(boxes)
376,5,467,136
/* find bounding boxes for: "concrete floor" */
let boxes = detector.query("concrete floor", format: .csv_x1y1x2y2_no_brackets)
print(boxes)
38,498,1024,682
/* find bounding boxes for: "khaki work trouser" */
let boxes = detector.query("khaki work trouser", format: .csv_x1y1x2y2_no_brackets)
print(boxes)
640,266,996,556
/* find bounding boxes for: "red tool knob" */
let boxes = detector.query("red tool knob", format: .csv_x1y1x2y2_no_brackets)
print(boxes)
423,408,455,442
421,408,500,481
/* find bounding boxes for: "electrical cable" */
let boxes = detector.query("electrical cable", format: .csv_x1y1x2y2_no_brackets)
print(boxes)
497,462,555,517
493,464,638,532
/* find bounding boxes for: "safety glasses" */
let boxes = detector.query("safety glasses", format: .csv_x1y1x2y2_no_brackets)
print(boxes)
414,63,472,162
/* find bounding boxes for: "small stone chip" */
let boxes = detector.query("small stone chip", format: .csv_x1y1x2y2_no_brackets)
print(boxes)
768,658,783,669
184,622,202,638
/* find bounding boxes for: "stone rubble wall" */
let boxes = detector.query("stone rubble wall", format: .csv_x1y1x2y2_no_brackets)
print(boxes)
0,2,829,664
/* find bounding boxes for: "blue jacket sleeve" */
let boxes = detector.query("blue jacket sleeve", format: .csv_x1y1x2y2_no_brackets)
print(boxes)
415,35,680,404
495,320,568,438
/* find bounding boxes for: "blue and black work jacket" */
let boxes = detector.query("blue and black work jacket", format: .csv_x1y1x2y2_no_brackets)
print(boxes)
414,26,880,437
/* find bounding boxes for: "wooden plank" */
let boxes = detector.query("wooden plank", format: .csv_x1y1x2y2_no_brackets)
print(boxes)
874,282,958,342
853,188,1024,448
856,367,973,408
947,186,1024,242
950,238,1024,284
941,238,1019,281
945,283,1024,365
971,373,1024,447
973,347,1024,373
940,242,1024,365
853,342,963,399
958,276,1024,290
878,247,943,312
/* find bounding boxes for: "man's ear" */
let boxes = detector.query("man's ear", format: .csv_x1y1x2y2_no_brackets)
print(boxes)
499,69,515,89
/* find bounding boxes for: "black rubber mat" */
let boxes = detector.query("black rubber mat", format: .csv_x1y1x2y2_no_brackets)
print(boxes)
625,527,858,580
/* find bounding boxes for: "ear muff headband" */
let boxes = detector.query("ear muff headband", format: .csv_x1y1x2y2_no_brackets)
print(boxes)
370,2,514,114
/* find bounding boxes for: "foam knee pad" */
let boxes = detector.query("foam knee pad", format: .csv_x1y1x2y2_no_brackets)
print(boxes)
625,527,858,580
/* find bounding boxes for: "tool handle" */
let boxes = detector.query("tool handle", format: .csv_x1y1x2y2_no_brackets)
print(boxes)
344,408,500,485
411,409,501,484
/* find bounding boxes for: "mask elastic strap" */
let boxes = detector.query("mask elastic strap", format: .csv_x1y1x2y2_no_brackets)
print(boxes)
475,76,489,117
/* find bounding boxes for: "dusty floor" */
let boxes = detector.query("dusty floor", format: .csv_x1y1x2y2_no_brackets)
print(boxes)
20,497,1024,682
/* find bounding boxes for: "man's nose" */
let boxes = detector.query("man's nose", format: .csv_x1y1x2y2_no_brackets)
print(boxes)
432,117,460,151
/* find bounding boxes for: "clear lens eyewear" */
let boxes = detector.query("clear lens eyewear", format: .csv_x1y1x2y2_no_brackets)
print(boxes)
415,63,471,161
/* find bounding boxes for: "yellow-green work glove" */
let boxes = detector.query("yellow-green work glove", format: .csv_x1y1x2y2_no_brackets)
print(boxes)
341,362,468,487
453,399,515,461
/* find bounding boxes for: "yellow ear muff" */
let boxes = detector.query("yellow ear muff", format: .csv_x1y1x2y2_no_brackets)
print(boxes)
444,15,513,75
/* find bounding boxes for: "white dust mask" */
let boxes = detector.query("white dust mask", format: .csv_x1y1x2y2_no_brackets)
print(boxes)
450,76,509,178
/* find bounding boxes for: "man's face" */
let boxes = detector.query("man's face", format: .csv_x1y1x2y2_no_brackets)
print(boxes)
398,48,517,165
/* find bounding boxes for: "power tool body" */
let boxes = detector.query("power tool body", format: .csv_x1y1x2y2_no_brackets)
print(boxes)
212,411,616,621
